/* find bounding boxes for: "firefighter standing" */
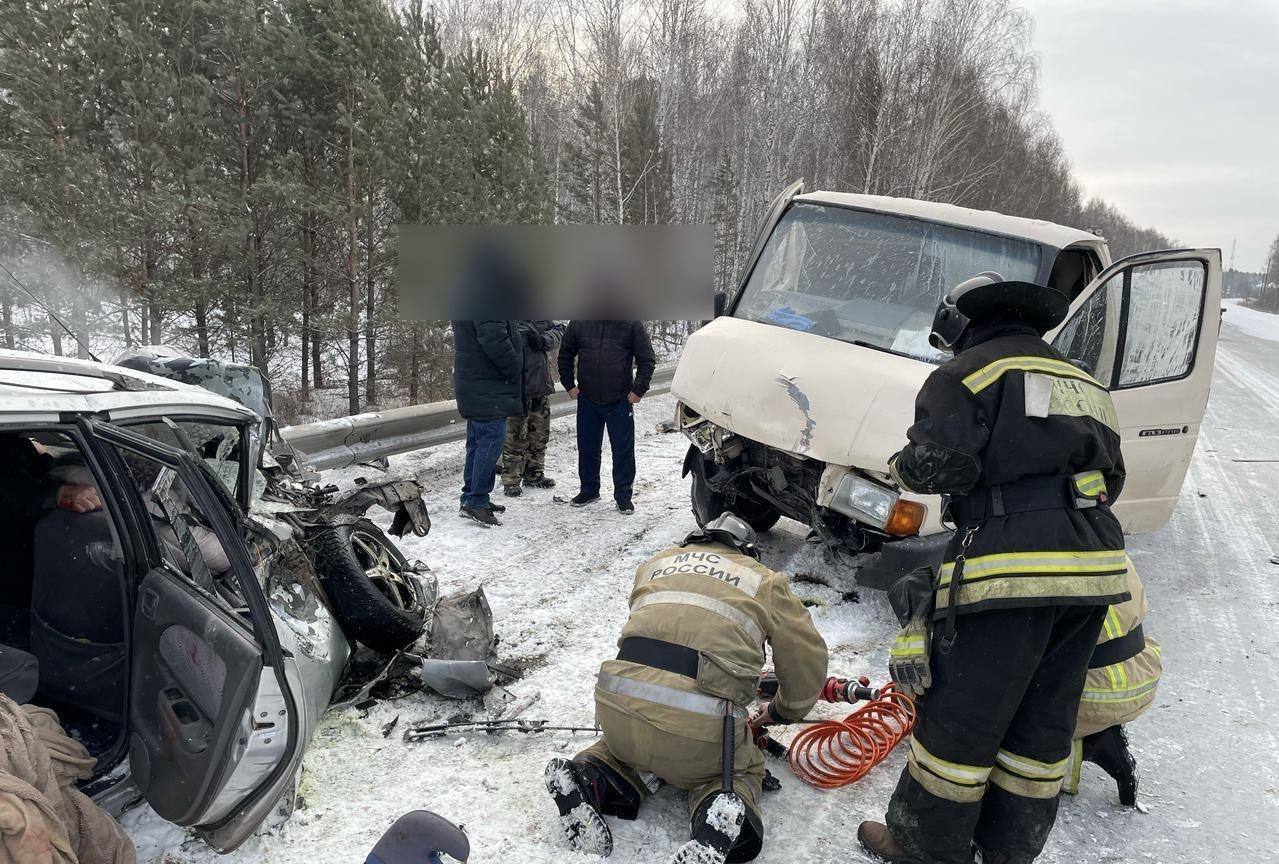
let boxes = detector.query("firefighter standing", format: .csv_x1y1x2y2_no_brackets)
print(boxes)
545,513,827,864
859,274,1130,864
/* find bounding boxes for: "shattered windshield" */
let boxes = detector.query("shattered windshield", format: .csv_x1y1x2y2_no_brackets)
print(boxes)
735,203,1043,363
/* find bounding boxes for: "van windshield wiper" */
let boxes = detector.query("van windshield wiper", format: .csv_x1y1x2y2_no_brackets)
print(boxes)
849,339,939,364
850,340,906,357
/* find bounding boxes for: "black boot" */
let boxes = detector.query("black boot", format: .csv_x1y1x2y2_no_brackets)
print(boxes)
670,792,746,864
544,758,613,856
458,505,500,527
1082,725,1138,806
524,473,556,488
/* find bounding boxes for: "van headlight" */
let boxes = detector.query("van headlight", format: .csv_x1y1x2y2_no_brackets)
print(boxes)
828,473,927,536
828,474,899,528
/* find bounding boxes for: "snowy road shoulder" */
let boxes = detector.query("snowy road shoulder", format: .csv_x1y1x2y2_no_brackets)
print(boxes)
123,322,1279,863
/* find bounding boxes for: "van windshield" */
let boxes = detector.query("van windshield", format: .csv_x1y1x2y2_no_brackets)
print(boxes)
734,203,1043,363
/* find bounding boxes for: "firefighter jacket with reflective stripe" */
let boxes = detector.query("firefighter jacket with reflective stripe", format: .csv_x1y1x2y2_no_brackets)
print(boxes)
887,322,1130,615
1075,556,1161,738
595,542,828,744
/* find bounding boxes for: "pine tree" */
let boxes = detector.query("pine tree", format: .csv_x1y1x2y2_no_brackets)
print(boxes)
563,83,615,223
620,77,673,225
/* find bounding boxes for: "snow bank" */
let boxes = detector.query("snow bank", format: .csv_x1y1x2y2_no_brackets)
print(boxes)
1222,298,1279,344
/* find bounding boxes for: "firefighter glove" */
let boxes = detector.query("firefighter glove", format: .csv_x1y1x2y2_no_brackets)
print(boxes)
889,619,932,697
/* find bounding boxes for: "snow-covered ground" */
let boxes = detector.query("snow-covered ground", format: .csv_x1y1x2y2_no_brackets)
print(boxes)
123,311,1279,864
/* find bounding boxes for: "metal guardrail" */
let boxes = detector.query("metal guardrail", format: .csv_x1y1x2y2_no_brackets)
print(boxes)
281,363,677,470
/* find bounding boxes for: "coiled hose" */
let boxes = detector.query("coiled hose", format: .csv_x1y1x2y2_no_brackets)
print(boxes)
784,681,917,789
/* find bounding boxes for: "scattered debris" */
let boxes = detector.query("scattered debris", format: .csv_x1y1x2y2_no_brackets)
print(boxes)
382,715,401,738
403,717,601,742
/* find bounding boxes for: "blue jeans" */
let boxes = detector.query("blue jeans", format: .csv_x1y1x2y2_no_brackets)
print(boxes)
461,418,507,509
576,399,635,500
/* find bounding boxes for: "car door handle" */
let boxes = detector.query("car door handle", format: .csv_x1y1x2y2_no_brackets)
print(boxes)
141,589,159,621
160,688,211,754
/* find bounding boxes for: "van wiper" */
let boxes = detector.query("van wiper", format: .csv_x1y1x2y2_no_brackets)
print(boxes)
850,340,910,359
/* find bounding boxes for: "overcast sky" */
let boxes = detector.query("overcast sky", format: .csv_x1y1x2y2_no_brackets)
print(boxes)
1020,0,1278,271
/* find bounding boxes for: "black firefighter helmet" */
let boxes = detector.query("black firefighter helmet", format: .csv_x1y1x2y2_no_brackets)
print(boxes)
929,271,1070,352
681,512,760,560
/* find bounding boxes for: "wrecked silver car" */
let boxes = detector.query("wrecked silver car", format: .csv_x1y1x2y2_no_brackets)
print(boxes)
0,349,436,851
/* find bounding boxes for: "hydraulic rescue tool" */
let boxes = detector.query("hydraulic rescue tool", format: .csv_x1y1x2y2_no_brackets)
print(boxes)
755,673,917,789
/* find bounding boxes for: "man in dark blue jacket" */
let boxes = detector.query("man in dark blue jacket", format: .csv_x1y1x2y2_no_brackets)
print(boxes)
452,320,523,526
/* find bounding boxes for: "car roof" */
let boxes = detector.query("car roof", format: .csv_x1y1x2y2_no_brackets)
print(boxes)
794,191,1104,250
0,349,259,424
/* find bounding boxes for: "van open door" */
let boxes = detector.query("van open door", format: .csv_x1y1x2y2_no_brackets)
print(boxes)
1049,248,1222,533
87,421,300,851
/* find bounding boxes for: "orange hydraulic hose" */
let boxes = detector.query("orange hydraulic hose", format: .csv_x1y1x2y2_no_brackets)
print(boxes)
785,683,917,789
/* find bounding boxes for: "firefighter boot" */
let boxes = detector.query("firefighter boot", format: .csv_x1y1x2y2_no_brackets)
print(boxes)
858,822,924,864
670,792,746,864
544,757,613,856
1082,725,1139,806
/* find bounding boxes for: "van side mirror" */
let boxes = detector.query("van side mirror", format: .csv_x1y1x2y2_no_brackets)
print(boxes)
713,291,727,318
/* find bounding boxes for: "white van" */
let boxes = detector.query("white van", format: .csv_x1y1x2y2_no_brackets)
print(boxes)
672,183,1221,588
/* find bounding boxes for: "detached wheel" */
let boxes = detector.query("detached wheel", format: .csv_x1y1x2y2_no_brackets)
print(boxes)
309,519,426,653
688,449,782,533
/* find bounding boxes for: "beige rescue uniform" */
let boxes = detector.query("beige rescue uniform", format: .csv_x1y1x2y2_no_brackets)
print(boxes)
579,542,827,819
1064,556,1162,793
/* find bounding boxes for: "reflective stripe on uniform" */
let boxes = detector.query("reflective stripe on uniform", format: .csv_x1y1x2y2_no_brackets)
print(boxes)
631,591,765,648
990,748,1068,799
1087,640,1161,706
1062,738,1084,796
939,551,1129,585
936,570,1129,610
962,355,1102,395
937,550,1128,609
891,629,927,656
596,671,747,718
906,736,991,803
1073,470,1108,498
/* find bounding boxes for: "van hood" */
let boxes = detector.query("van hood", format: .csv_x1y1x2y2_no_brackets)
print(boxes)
671,317,934,471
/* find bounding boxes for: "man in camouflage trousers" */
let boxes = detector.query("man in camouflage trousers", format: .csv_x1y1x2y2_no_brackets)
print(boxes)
502,320,564,496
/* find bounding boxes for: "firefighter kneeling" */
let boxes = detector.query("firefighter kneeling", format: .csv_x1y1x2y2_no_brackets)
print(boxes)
544,513,827,864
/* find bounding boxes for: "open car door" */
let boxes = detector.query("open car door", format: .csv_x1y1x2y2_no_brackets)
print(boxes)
85,420,300,851
1049,248,1222,533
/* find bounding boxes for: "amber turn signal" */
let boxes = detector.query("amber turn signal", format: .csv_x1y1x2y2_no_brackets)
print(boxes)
885,500,927,536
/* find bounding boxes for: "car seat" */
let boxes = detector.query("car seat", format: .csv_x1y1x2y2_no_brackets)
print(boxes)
30,508,128,724
0,644,38,703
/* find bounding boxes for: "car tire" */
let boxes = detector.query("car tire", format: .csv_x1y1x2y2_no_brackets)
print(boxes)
689,451,782,533
307,519,426,653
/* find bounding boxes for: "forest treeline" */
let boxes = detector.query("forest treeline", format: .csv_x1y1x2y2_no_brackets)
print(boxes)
0,0,1175,418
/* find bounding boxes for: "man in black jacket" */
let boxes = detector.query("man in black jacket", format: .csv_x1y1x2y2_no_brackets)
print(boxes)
859,274,1128,864
558,320,656,514
502,320,565,496
451,320,523,527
